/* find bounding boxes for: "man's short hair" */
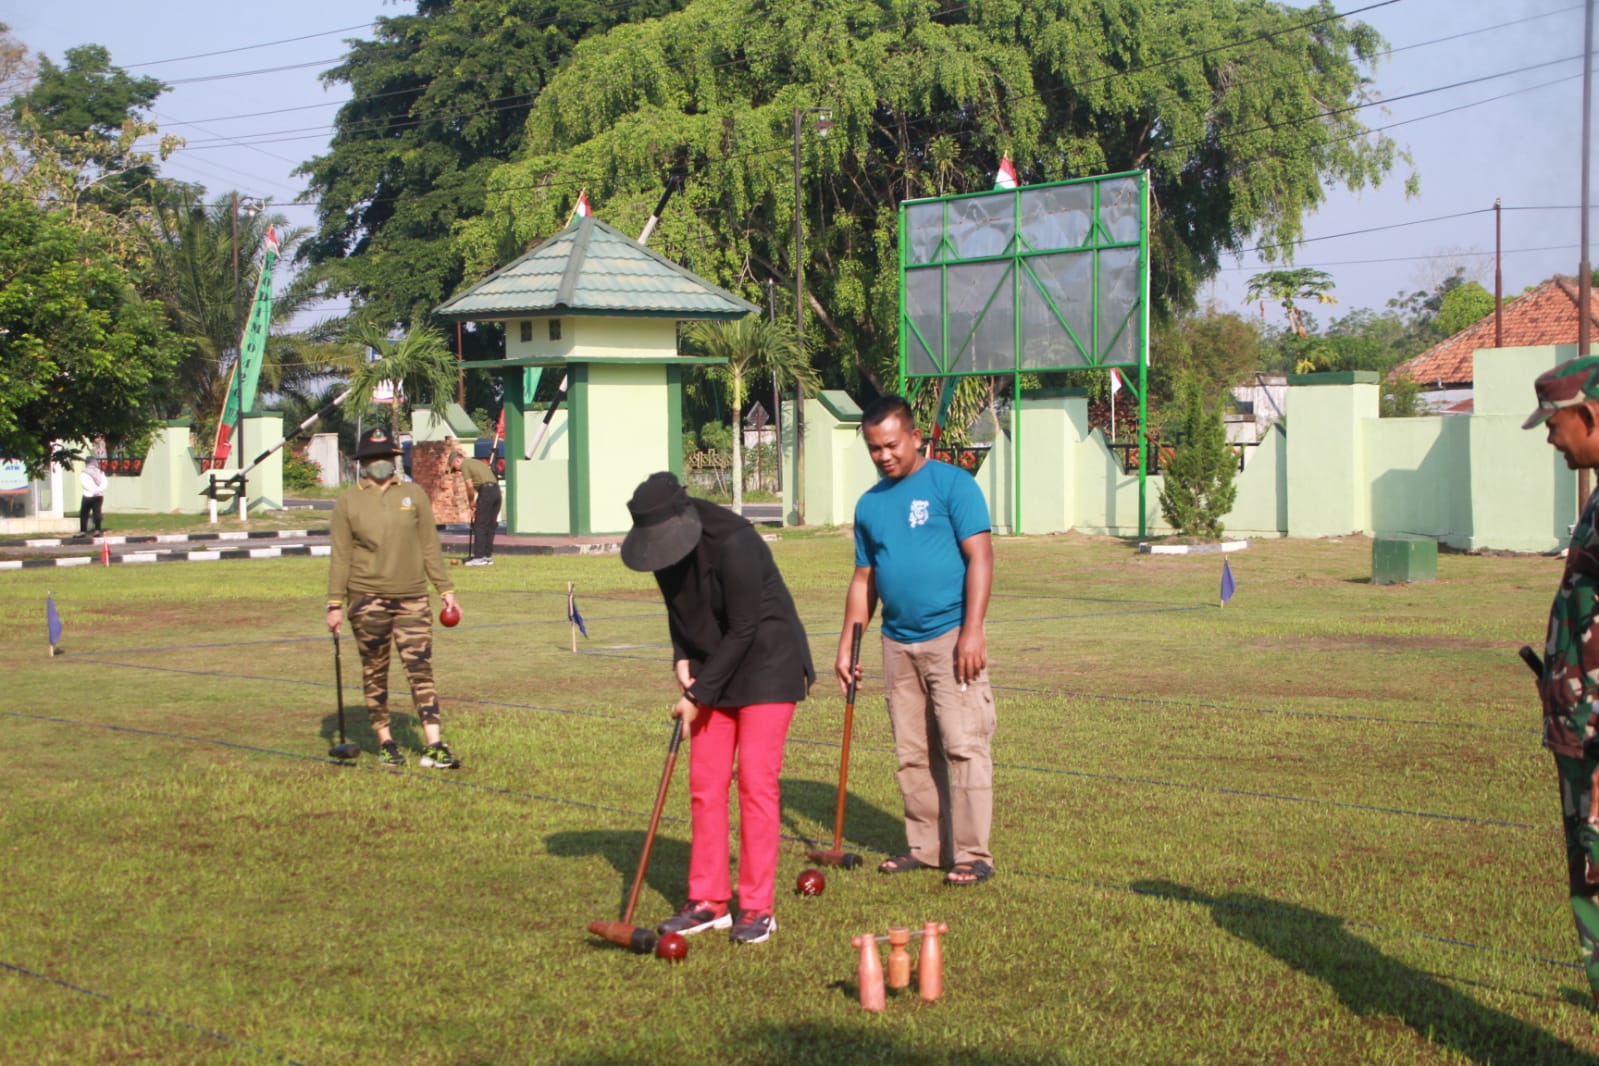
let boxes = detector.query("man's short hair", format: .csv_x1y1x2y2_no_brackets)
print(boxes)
861,394,916,432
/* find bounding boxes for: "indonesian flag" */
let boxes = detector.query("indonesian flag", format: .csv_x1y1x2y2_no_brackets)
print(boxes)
496,407,505,440
1110,367,1123,395
571,190,591,221
994,155,1018,190
265,226,279,254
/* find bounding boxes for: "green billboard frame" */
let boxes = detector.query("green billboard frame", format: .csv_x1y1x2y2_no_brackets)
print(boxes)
898,170,1151,534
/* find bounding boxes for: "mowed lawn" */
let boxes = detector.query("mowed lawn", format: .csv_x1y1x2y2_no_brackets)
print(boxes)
3,529,1597,1065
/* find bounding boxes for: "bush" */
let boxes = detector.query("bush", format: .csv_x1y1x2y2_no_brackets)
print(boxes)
1158,377,1237,541
283,450,322,492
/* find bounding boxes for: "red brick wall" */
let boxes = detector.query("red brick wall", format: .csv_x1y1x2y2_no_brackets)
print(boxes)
413,441,471,523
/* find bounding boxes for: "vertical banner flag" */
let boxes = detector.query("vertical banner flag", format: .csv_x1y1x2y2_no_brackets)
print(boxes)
571,189,592,221
993,155,1018,191
1220,559,1237,607
47,593,63,655
211,226,280,463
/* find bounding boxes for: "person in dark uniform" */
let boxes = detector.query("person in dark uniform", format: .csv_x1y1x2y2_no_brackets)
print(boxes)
327,428,462,769
622,472,814,945
451,450,501,566
1525,355,1599,1006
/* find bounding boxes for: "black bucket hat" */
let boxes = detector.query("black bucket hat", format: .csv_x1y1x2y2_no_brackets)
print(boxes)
354,428,401,460
621,472,702,572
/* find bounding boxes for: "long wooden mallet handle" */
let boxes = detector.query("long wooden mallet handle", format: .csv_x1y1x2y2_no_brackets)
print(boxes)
827,623,864,854
622,715,685,926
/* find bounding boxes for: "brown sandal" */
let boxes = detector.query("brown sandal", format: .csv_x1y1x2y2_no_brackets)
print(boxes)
877,853,935,874
944,860,994,886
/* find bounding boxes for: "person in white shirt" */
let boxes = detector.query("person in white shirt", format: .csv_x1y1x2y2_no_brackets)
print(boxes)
79,458,107,535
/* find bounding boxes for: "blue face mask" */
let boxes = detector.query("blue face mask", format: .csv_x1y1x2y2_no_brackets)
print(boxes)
363,459,396,481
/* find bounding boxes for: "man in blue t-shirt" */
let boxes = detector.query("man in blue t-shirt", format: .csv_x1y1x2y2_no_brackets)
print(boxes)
837,394,996,887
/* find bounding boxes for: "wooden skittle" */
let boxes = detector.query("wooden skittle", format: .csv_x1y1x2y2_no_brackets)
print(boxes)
852,933,885,1012
917,921,948,1002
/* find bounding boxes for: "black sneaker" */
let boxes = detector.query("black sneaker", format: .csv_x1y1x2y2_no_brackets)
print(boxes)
657,900,732,936
729,909,776,945
378,741,404,767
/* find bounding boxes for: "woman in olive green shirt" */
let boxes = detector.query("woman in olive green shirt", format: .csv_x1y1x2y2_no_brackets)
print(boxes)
326,428,462,769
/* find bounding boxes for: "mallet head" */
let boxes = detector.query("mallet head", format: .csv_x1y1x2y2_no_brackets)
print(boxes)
328,742,361,761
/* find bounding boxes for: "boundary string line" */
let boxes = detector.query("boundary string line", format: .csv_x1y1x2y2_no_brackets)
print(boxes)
34,654,1540,830
4,711,1574,980
0,960,309,1065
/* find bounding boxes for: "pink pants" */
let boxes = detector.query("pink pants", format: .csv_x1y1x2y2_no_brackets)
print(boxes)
686,702,796,912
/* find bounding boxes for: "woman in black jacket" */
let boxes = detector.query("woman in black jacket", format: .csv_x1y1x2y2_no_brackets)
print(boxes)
622,472,814,945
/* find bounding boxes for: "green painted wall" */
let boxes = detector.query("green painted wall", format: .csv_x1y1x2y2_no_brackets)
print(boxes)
585,363,675,534
1468,344,1575,551
1285,372,1379,537
92,415,284,514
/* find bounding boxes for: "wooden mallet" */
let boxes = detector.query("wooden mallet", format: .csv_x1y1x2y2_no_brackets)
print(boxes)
587,715,685,954
808,622,864,870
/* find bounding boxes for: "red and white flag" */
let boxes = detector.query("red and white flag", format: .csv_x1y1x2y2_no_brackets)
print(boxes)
1109,368,1123,395
994,155,1018,191
265,226,279,254
571,190,592,221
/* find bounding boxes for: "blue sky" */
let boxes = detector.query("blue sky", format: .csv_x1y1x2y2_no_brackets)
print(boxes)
7,0,1583,327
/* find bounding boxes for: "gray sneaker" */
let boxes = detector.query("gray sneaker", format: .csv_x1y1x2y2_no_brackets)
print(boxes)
729,909,776,945
657,901,732,936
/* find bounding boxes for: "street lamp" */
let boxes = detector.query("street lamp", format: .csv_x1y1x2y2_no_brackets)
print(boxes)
792,106,831,525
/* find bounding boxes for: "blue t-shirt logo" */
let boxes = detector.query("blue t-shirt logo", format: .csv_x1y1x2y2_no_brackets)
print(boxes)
909,499,930,528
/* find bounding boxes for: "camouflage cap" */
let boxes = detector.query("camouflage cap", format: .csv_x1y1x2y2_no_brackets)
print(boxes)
1523,356,1599,429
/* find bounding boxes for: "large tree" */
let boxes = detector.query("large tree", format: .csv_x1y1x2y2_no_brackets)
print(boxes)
458,0,1405,394
8,43,168,211
297,0,690,329
0,183,182,472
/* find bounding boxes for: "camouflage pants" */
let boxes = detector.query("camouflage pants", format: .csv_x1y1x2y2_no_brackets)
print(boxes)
1556,754,1599,992
347,595,440,730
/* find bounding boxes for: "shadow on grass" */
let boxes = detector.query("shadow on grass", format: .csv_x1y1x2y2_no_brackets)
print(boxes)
1133,880,1599,1065
779,776,904,856
546,828,692,922
318,711,423,756
561,1022,1064,1065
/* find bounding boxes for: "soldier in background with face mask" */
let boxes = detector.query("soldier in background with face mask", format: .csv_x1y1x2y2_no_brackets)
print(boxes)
326,428,463,769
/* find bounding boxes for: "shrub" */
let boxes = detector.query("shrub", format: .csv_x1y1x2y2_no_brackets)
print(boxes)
283,450,322,492
1158,376,1237,541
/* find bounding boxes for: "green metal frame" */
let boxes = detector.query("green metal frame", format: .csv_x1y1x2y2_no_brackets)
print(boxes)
898,170,1151,535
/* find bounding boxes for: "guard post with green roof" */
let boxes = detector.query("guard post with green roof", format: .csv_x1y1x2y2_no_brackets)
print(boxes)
436,214,758,535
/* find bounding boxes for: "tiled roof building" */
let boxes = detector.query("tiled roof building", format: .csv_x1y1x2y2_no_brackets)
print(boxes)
1393,275,1599,389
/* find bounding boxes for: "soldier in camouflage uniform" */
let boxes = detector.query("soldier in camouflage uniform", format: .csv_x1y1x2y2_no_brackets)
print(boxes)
1525,355,1599,1005
326,428,463,769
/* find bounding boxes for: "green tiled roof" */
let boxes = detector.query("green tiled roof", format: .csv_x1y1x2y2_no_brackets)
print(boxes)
435,215,759,321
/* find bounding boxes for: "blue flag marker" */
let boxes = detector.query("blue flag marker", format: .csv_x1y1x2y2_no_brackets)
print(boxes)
567,593,588,638
1220,559,1237,607
47,593,63,653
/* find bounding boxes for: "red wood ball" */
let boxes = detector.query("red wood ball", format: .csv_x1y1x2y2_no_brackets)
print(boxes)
655,932,688,961
439,603,461,627
796,868,826,897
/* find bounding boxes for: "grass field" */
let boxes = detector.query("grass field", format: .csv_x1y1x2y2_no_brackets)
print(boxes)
4,529,1597,1064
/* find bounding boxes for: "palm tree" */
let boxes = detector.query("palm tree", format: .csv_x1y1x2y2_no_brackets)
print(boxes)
683,315,818,513
138,186,324,439
344,324,459,443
